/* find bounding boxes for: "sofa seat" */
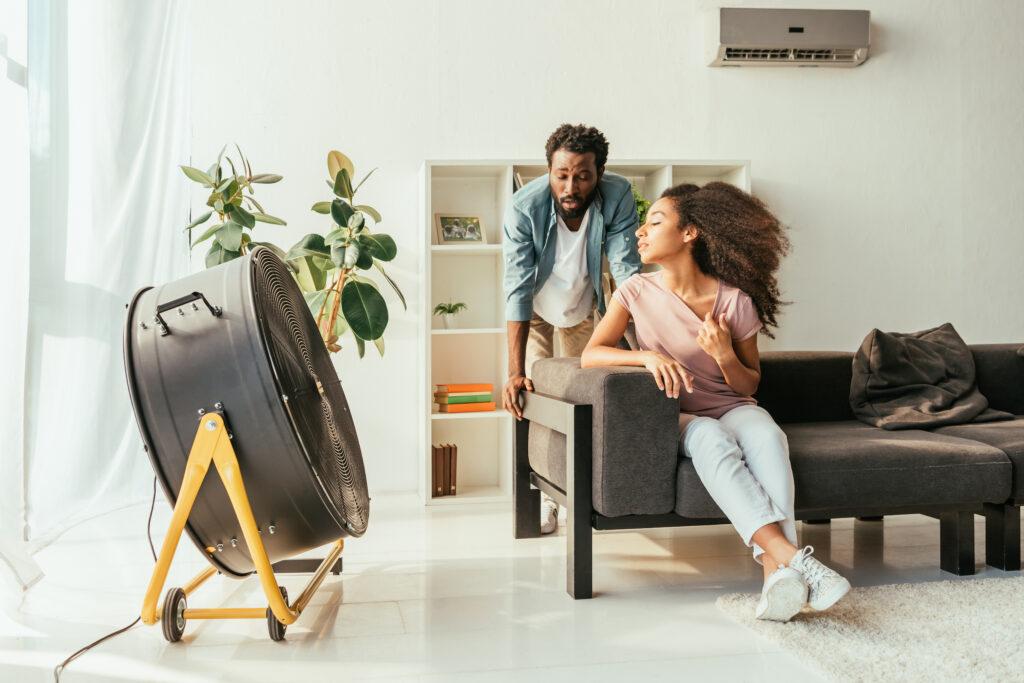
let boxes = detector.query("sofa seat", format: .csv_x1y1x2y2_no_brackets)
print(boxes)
933,416,1024,502
675,420,1012,518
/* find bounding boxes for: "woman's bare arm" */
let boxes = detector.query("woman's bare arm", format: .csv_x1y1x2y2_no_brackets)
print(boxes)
581,299,647,368
581,299,694,398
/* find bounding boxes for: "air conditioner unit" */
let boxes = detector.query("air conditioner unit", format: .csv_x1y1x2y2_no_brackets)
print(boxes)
705,8,870,67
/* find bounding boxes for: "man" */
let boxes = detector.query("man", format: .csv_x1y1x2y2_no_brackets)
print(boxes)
502,123,642,533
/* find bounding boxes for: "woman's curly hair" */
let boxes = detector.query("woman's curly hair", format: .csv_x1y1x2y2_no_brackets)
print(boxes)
660,182,792,339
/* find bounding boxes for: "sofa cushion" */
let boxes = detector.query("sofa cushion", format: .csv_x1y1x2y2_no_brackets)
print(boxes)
970,344,1024,416
675,420,1012,518
753,351,856,424
933,417,1024,502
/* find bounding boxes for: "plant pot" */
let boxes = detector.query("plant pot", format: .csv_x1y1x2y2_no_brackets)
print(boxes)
442,314,455,329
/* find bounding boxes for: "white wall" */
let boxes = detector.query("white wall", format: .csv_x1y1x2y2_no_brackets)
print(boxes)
190,0,1024,493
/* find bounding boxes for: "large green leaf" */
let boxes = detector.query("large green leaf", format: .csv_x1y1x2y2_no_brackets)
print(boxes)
191,221,224,248
205,241,241,268
324,227,350,246
217,222,244,251
341,279,388,341
373,336,385,357
228,204,256,228
185,210,213,230
372,260,407,310
355,244,373,270
354,204,382,223
347,212,364,229
215,175,233,193
286,233,331,260
327,151,355,183
181,166,215,186
358,233,397,261
331,198,354,227
311,201,332,214
250,173,283,184
333,169,353,200
253,212,286,225
294,255,328,292
330,243,347,269
354,336,365,359
303,289,329,317
221,178,240,203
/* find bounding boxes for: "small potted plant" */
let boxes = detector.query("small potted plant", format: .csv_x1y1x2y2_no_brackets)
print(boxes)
433,301,467,329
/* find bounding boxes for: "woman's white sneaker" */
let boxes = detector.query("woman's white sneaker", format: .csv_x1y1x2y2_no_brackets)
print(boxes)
755,565,808,622
788,545,851,611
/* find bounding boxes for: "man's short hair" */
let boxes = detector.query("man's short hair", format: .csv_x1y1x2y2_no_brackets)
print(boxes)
545,124,609,170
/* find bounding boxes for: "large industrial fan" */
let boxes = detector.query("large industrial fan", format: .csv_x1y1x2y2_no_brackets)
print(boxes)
123,246,370,642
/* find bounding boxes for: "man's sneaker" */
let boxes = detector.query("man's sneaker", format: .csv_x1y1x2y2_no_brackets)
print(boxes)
755,566,808,622
788,545,851,611
540,499,559,535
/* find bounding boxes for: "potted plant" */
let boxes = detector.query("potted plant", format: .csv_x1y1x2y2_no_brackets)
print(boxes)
432,301,468,329
633,184,651,225
181,145,288,267
285,151,405,357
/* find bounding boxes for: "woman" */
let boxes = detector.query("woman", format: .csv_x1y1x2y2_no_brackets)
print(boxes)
581,182,850,622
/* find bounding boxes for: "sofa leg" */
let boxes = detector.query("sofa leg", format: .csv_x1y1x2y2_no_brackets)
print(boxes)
856,516,884,522
983,503,1021,571
513,417,541,539
804,519,830,525
939,511,975,575
566,405,593,599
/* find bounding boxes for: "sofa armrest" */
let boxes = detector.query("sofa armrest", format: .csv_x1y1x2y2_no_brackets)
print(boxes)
528,357,681,516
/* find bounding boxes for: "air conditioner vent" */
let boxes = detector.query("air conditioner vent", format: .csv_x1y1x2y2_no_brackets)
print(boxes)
708,9,870,68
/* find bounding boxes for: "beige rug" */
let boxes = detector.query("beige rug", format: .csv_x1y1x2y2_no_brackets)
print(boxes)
716,576,1024,682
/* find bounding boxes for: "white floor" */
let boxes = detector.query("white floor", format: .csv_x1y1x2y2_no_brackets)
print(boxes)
3,494,1020,682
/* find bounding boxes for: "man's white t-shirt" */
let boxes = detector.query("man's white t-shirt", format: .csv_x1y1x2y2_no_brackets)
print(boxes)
532,208,594,328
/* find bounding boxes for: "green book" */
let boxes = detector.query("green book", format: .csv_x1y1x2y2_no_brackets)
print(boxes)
434,393,493,404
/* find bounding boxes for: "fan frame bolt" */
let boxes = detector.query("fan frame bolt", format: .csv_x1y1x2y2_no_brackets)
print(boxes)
268,525,276,535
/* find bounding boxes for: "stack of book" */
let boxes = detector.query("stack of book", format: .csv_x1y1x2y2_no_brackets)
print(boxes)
431,443,457,497
433,383,495,413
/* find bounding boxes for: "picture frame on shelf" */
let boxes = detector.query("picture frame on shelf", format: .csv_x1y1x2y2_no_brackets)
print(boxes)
434,213,487,245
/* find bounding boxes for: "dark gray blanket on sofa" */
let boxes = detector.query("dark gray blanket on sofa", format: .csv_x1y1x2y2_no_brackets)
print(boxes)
850,322,1015,430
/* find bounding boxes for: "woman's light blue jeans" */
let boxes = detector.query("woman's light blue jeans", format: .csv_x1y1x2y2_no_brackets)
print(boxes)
680,404,797,565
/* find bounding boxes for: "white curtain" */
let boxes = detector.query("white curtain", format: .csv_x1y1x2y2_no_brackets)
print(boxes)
0,0,41,598
13,0,190,566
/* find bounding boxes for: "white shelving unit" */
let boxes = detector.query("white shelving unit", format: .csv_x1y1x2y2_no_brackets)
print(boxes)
419,159,750,506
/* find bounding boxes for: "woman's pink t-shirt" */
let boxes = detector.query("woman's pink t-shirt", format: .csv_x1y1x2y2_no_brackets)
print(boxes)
611,271,763,419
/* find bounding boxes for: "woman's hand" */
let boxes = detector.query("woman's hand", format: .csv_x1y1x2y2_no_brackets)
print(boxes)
642,352,694,399
697,312,734,363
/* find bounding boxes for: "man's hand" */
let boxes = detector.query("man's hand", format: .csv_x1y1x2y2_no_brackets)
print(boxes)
696,312,734,363
503,374,534,420
642,352,694,399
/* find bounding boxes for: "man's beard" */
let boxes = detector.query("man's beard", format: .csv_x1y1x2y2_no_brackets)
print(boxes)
554,187,598,221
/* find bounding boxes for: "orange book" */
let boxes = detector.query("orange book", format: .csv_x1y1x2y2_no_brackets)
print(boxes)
433,383,493,394
434,402,496,413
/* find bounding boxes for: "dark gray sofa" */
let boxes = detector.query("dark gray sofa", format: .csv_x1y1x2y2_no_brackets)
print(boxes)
514,343,1024,599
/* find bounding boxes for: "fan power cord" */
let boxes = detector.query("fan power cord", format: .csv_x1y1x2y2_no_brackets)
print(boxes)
53,475,159,681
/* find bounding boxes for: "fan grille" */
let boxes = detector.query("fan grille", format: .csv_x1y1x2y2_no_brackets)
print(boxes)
251,249,369,536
